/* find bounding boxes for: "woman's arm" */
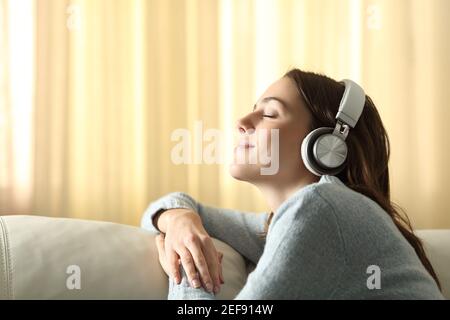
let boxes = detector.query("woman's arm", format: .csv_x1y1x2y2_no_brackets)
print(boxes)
167,189,347,300
141,192,269,265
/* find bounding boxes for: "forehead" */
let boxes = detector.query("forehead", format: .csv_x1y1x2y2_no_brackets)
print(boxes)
256,77,301,110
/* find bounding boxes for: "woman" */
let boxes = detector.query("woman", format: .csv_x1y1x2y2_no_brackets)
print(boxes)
141,69,444,299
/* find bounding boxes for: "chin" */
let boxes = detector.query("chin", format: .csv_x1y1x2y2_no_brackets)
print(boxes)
228,163,260,182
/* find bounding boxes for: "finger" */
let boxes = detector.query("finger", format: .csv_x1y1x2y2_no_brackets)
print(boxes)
155,235,170,276
199,238,222,293
155,235,164,255
165,245,181,284
178,248,202,289
155,235,167,262
184,238,215,293
217,251,224,284
219,267,224,284
218,252,224,284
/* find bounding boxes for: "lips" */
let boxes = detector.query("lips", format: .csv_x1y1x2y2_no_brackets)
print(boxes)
237,141,255,148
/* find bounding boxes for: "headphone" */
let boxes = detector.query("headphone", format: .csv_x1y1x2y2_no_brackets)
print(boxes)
300,79,366,177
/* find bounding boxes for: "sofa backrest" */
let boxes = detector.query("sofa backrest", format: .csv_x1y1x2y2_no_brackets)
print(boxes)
0,215,448,299
415,230,450,299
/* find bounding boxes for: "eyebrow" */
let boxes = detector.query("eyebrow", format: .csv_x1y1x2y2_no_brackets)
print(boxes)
253,96,288,111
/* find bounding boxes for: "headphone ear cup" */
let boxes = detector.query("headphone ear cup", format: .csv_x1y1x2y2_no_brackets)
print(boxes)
301,127,347,176
301,128,331,176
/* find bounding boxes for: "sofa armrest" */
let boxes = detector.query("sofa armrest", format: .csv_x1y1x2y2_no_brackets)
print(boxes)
0,215,248,300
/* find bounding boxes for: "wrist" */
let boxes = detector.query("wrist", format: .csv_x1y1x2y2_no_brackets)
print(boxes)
152,209,166,232
157,208,199,233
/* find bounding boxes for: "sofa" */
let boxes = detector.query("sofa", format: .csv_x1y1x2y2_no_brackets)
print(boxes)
0,215,448,299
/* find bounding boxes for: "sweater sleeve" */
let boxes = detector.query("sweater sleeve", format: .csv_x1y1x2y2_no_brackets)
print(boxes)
167,188,348,300
140,192,269,264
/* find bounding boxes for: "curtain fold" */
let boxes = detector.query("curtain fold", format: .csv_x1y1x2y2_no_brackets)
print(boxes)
0,0,11,210
0,0,449,228
1,0,34,214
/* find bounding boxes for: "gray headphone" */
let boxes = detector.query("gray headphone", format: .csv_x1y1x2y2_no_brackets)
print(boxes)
300,79,366,176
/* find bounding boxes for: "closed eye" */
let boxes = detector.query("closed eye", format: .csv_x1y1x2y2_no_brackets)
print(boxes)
263,115,276,118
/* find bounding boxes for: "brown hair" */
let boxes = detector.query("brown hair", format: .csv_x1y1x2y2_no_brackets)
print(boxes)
259,68,441,290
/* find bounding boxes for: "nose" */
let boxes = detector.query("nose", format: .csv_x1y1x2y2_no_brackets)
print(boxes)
236,114,255,135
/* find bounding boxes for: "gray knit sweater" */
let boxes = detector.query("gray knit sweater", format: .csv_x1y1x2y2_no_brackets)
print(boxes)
141,175,444,300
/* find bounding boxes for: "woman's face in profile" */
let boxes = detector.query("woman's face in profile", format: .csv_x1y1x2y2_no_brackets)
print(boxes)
229,76,315,185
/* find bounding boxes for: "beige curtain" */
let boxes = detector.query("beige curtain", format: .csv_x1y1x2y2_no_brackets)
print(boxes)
0,0,449,228
0,0,10,209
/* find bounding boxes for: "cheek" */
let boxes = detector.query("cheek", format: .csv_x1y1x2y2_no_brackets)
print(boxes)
278,128,304,160
261,129,274,146
256,128,279,156
255,129,294,164
255,122,304,158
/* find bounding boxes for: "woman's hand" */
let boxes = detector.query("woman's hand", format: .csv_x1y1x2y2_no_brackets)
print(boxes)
154,208,224,294
155,233,224,293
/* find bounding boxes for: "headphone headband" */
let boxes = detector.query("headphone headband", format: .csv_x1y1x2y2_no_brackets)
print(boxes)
336,79,366,128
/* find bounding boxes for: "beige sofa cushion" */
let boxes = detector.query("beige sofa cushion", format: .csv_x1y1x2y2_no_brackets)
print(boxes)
0,215,248,299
